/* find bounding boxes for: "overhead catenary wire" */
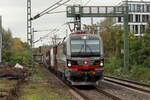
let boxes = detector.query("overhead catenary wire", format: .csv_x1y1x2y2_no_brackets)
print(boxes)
31,0,71,20
33,23,67,44
45,0,71,14
33,29,59,43
84,0,92,6
31,0,62,20
47,11,66,14
33,29,58,32
38,0,63,15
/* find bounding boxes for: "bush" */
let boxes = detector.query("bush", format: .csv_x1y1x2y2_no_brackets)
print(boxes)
129,65,150,82
143,57,150,68
104,58,123,76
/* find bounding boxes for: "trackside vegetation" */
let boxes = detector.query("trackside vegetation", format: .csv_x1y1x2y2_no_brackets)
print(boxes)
19,64,69,100
2,28,30,65
101,19,150,84
2,28,70,100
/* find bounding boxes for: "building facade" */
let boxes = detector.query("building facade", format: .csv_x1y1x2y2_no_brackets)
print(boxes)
113,1,150,36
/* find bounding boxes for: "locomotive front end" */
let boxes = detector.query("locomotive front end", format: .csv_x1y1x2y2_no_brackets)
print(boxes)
65,33,104,85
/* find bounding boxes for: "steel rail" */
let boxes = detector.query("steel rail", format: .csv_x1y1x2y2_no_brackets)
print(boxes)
95,87,122,100
104,76,150,94
70,87,92,100
105,76,150,88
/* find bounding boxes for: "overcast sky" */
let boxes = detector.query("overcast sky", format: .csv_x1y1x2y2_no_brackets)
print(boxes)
0,0,144,47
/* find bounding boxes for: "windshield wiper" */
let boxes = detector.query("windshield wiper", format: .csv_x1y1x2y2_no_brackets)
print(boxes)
77,44,84,55
86,45,94,55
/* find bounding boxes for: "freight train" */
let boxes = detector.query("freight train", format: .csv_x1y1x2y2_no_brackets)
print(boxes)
43,31,104,85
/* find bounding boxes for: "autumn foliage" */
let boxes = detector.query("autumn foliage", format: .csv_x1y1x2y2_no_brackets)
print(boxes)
2,28,30,64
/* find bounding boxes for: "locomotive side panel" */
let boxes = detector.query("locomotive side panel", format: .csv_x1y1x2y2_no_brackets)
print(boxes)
44,51,50,69
56,43,67,75
53,46,58,72
50,48,54,70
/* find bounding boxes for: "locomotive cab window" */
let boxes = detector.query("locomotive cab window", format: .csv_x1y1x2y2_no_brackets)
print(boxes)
86,40,100,52
71,40,84,52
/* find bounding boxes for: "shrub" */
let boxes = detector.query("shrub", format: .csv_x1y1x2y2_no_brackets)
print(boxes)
129,65,150,81
104,58,123,76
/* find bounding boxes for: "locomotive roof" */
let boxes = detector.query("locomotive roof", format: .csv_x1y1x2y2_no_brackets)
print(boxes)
69,34,100,40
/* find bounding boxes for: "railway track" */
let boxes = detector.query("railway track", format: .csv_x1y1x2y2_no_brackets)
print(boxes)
69,84,122,100
70,87,91,100
95,87,122,100
68,83,122,100
43,66,122,100
104,76,150,95
61,78,122,100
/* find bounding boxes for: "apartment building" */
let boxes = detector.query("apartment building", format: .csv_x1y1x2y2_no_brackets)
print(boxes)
113,0,150,36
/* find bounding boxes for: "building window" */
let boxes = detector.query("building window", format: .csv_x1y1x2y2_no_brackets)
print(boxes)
135,25,138,34
142,15,149,22
142,5,144,12
128,14,133,22
135,4,138,12
118,17,122,22
128,25,130,32
144,4,147,12
137,4,141,12
146,5,150,12
135,15,140,22
142,15,145,22
133,4,136,12
146,15,149,21
140,25,145,34
131,4,134,12
128,4,131,12
132,25,135,33
131,4,136,12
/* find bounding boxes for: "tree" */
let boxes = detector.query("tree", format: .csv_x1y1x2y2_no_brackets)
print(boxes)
129,20,150,68
2,28,13,50
13,38,23,50
2,28,30,64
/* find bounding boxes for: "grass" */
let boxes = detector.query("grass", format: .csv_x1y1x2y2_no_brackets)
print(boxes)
19,82,69,100
32,64,45,79
19,64,70,100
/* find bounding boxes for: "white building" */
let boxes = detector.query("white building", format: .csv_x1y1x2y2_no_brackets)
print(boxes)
113,1,150,36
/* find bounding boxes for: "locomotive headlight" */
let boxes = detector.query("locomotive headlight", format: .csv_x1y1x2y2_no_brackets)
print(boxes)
81,36,88,40
100,61,104,66
67,61,72,67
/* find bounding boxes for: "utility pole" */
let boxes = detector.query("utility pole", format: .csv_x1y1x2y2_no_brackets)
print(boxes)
74,14,81,31
91,17,94,34
32,28,34,48
27,0,32,47
0,16,2,63
123,0,129,74
27,0,34,69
